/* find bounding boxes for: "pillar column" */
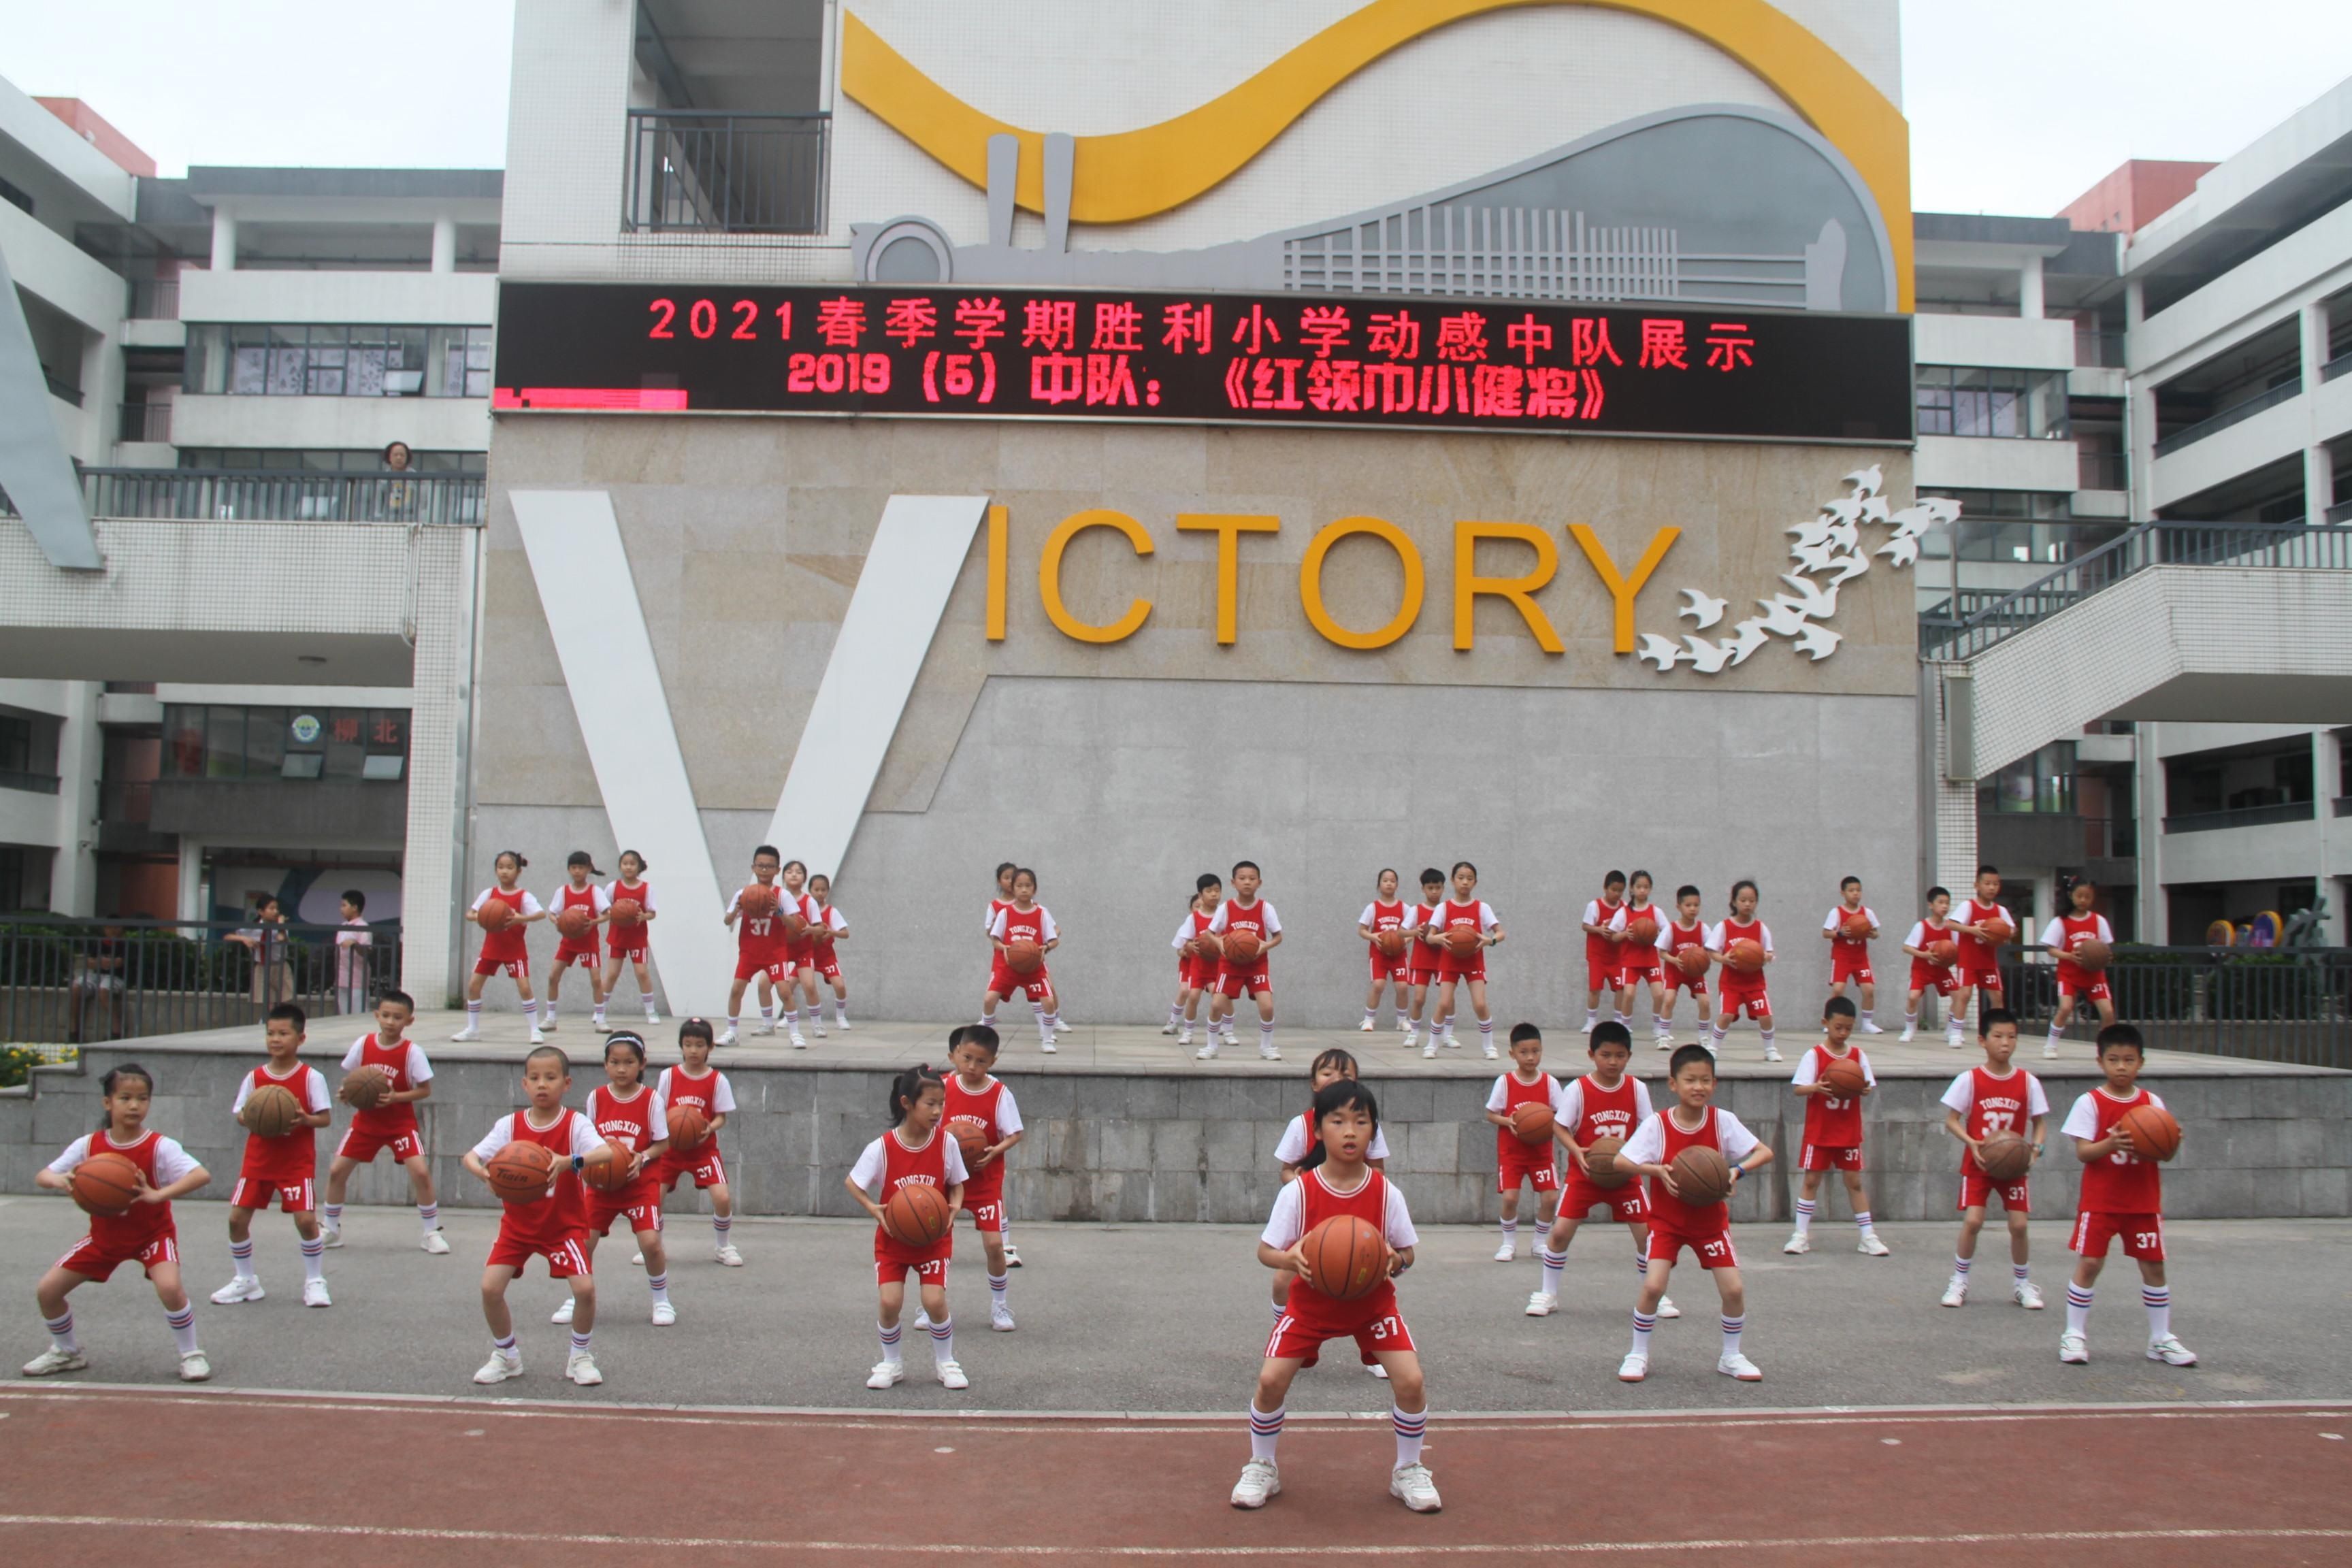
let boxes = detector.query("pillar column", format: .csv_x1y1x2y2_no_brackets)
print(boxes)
398,523,480,1005
2019,254,2045,321
430,215,457,274
208,208,236,272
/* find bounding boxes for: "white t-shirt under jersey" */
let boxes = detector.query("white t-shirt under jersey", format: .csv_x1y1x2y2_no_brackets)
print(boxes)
1259,1169,1418,1250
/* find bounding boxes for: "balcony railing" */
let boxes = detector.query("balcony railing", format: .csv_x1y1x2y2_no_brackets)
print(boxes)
2161,799,2316,834
2152,377,2302,457
2328,497,2352,525
45,373,82,407
1991,945,2352,1069
130,278,180,321
118,402,172,443
2323,350,2351,385
625,110,829,234
2076,449,2128,490
0,468,484,526
0,770,61,795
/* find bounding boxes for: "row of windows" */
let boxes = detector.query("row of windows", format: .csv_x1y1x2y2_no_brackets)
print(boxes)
183,324,493,399
173,448,487,474
1914,365,2070,440
164,706,408,783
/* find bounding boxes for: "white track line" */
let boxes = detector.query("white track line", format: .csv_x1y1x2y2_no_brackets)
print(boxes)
0,1515,2344,1556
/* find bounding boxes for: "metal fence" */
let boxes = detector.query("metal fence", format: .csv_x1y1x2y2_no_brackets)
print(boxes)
1996,945,2352,1068
625,110,829,233
0,917,404,1045
0,468,485,526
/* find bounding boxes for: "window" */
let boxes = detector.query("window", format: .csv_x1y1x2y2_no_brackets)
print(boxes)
1986,742,2076,815
1914,367,2070,440
175,448,487,474
0,715,29,774
185,324,492,399
163,705,410,781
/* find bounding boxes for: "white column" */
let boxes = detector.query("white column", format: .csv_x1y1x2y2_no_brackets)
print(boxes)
2303,302,2336,521
50,681,102,915
398,524,479,1004
430,215,457,274
2137,721,2165,941
2019,254,2045,321
208,208,237,272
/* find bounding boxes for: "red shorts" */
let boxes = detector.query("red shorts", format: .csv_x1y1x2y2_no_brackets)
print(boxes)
1217,963,1271,999
812,955,843,983
1718,976,1771,1019
1909,960,1957,996
1181,956,1220,990
585,1183,662,1237
1799,1142,1863,1173
1588,958,1623,990
658,1145,727,1191
230,1175,316,1213
1648,1224,1738,1270
56,1226,178,1282
607,928,648,958
875,1229,951,1286
1561,1173,1647,1222
1437,951,1487,982
474,954,529,980
2059,976,2112,1004
487,1225,591,1277
962,1179,1007,1234
1498,1145,1561,1194
1266,1283,1415,1363
1831,948,1873,985
735,953,790,984
1959,1171,2030,1212
553,943,600,969
338,1123,423,1165
2072,1211,2163,1262
1369,950,1407,983
988,962,1052,1001
1619,960,1663,985
1407,964,1439,990
1665,966,1708,997
1957,962,2003,992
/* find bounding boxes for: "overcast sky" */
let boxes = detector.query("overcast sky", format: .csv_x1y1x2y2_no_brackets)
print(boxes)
2,0,2348,218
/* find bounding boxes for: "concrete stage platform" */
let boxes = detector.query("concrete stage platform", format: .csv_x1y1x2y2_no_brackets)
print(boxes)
3,1011,2342,1224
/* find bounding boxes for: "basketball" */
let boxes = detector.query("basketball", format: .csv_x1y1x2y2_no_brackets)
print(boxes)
1375,928,1407,958
70,1152,141,1217
581,1141,636,1192
1443,925,1482,958
240,1082,304,1138
610,897,643,926
1583,1133,1631,1189
1976,1130,2032,1181
1818,1056,1868,1097
1625,914,1659,946
1298,1213,1388,1302
2074,938,2112,971
883,1182,953,1247
1509,1101,1555,1143
1190,932,1222,960
666,1105,710,1151
1978,917,2014,947
1668,1144,1734,1206
2119,1102,2181,1162
476,899,514,932
1725,938,1765,974
339,1065,391,1111
555,905,595,941
485,1141,557,1201
737,883,777,919
950,1120,990,1165
1222,929,1263,963
1927,938,1958,968
1672,943,1710,978
1840,913,1872,941
1004,938,1044,974
782,908,809,940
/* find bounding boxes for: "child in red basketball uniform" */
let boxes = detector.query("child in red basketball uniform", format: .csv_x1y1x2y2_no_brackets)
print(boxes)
1782,997,1887,1258
1231,1079,1439,1515
1938,1007,2048,1309
1617,1043,1774,1384
1165,873,1223,1045
211,1002,333,1309
1948,864,2012,1049
984,867,1061,1051
598,849,662,1031
542,851,610,1035
721,845,790,1046
1271,1049,1392,1373
806,874,853,1032
2060,1025,2195,1368
943,1026,1024,1331
1654,884,1715,1049
655,1018,742,1264
555,1033,673,1328
1403,868,1450,1047
1709,879,1780,1062
1207,860,1284,1062
1422,862,1504,1060
1899,886,1960,1043
1822,875,1883,1032
848,1063,972,1391
1579,870,1630,1031
456,849,546,1043
777,858,826,1043
1610,872,1668,1045
1484,1023,1565,1260
25,1062,213,1382
2040,876,2117,1060
1358,868,1414,1033
1529,1021,1676,1320
323,988,448,1254
466,1045,606,1387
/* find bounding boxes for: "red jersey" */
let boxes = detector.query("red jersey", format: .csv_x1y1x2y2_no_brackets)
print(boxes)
1408,902,1443,971
499,1107,588,1240
1294,1164,1391,1236
1492,1072,1556,1162
657,1066,728,1123
1716,917,1769,978
1646,1108,1735,1237
1663,917,1709,969
781,890,819,959
872,1124,954,1247
1799,1045,1867,1147
734,884,787,958
2051,911,2109,987
1364,899,1407,963
1616,902,1663,966
1218,900,1273,967
1567,1075,1642,1148
808,902,842,962
236,1062,325,1182
587,1083,663,1203
348,1034,422,1134
1827,905,1873,956
1583,896,1626,968
476,887,531,963
995,904,1049,949
1955,898,2010,970
74,1128,178,1254
943,1075,1013,1194
553,883,602,949
2074,1088,2165,1213
1957,1066,2041,1173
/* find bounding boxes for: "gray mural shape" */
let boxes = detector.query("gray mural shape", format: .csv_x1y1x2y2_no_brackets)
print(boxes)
851,104,1897,314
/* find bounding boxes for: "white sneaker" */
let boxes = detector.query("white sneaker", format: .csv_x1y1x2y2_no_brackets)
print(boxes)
566,1350,603,1386
474,1350,523,1384
912,1309,932,1330
2148,1335,2198,1367
1899,1025,1916,1042
812,1022,828,1039
1389,1463,1441,1513
1054,1017,1073,1034
178,1351,212,1382
1762,1047,1782,1063
1942,1275,1968,1307
450,1027,480,1042
593,1019,612,1034
1256,1040,1279,1061
1177,1028,1193,1046
320,1224,342,1249
936,1359,969,1390
789,1030,807,1049
1230,1457,1280,1509
1782,1232,1811,1255
302,1278,332,1308
540,1016,559,1033
21,1348,87,1376
1041,1038,1059,1054
837,1017,852,1030
1654,1033,1673,1051
717,1028,738,1047
753,1022,776,1036
1657,1296,1680,1318
1358,1018,1375,1032
2059,1332,2089,1365
644,1014,662,1027
2043,1043,2061,1060
1493,1240,1517,1262
1368,1362,1388,1379
1004,1242,1022,1267
631,1251,644,1265
528,1028,545,1045
866,1360,904,1389
1481,1040,1499,1060
1858,1232,1891,1257
422,1230,451,1255
715,1245,744,1267
552,1297,575,1324
991,1301,1016,1332
652,1300,676,1326
1421,1039,1437,1060
1162,1020,1180,1036
2014,1280,2045,1310
1618,1352,1648,1382
1196,1040,1220,1059
1947,1032,1965,1049
1526,1291,1557,1317
1717,1352,1762,1382
1860,1021,1884,1034
210,1275,265,1305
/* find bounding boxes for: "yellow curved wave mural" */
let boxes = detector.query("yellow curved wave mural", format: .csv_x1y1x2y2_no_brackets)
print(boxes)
841,0,1912,309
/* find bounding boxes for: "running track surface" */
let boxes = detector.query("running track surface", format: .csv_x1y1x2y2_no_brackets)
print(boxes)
2,1386,2348,1565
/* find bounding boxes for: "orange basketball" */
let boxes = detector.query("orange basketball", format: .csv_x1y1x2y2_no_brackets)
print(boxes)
1840,913,1873,941
1724,938,1765,974
1443,926,1482,958
609,897,644,926
883,1183,953,1247
1583,1133,1631,1189
1298,1214,1388,1302
950,1120,990,1165
476,899,515,932
240,1082,304,1138
1976,1130,2032,1181
581,1141,636,1192
1624,915,1660,946
1978,917,2015,947
1222,929,1263,964
1004,938,1043,974
1189,932,1222,960
781,907,809,940
666,1105,710,1152
2119,1102,2181,1162
1927,939,1959,968
339,1064,391,1111
555,905,595,941
2074,938,2112,971
1818,1055,1868,1097
1672,944,1710,978
736,884,777,919
1668,1144,1734,1206
1508,1101,1555,1144
484,1141,557,1201
70,1152,141,1217
1375,928,1408,958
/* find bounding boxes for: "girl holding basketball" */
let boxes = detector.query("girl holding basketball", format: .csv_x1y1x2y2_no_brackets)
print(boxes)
982,868,1060,1053
542,851,610,1035
1164,872,1222,1044
1708,879,1779,1062
1232,1077,1437,1514
455,850,546,1044
1421,862,1503,1060
778,858,826,1041
557,1033,673,1328
1611,871,1669,1042
1357,868,1413,1033
655,1018,743,1265
599,849,661,1031
27,1062,214,1382
806,874,853,1032
846,1063,971,1391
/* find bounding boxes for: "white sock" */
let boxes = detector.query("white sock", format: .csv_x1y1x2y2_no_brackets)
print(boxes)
1478,1017,1494,1049
1582,1009,1598,1030
928,1313,955,1364
543,996,557,1024
879,1320,903,1365
1759,1024,1775,1051
2049,1024,2065,1046
2066,1283,2093,1336
593,1000,606,1023
228,1237,255,1281
1904,1011,1918,1030
990,1272,1009,1306
323,1203,343,1230
1500,1216,1518,1244
1861,1009,1874,1025
1539,1245,1565,1293
44,1311,77,1354
648,1270,670,1306
1249,1403,1284,1463
1855,1209,1875,1237
418,1202,438,1235
726,1014,740,1035
760,1004,774,1030
300,1234,325,1281
2143,1285,2170,1341
165,1303,199,1356
466,999,482,1029
1720,1313,1745,1357
1258,1020,1275,1051
523,999,539,1029
1630,1308,1656,1356
1392,1405,1426,1468
834,1000,850,1026
1363,1007,1376,1025
1794,1198,1815,1236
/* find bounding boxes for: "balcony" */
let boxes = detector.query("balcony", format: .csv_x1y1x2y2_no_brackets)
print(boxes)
2153,378,2301,457
0,770,61,796
625,110,829,234
118,402,172,443
131,279,180,321
1,468,483,525
2161,799,2316,834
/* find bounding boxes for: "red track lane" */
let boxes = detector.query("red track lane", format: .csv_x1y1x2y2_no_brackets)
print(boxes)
0,1388,2347,1565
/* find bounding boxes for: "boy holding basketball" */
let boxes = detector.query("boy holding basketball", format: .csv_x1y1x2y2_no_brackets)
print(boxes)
1616,1043,1774,1384
655,1018,743,1264
1822,876,1882,1032
2040,876,2117,1060
1424,862,1504,1060
1655,884,1714,1049
1483,1023,1565,1259
2059,1024,2195,1368
720,845,789,1046
1358,868,1412,1032
1899,887,1960,1043
1949,865,2013,1050
1529,1021,1676,1321
1403,868,1450,1048
211,1002,335,1308
323,989,449,1255
1208,861,1284,1062
1939,1007,2048,1309
463,1045,606,1387
1579,870,1630,1030
943,1025,1025,1331
1782,997,1886,1258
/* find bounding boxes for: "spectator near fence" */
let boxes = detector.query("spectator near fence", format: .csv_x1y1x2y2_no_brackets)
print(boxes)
334,889,375,1015
68,920,127,1045
229,896,294,1009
